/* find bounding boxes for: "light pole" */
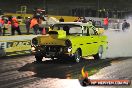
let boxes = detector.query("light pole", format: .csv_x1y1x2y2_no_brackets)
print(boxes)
44,0,48,14
97,0,100,17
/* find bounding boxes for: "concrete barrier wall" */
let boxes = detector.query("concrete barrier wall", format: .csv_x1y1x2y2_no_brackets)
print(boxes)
0,35,38,57
0,35,38,41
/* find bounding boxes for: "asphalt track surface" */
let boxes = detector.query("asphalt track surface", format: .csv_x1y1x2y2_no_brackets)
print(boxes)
0,55,131,88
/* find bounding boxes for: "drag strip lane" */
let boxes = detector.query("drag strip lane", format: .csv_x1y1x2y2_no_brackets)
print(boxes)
0,55,132,88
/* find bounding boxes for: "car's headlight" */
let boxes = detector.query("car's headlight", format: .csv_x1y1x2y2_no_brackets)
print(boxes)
32,38,38,45
31,47,36,51
68,47,72,52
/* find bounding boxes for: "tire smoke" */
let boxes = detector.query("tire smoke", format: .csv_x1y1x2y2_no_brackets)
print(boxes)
105,19,132,58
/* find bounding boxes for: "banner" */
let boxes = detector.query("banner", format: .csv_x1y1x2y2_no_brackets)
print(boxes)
0,40,31,57
0,35,40,57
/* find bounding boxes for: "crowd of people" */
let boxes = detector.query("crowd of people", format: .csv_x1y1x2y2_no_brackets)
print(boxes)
73,17,98,28
74,16,130,31
0,15,110,36
0,15,130,36
0,15,48,36
0,16,22,36
0,15,66,36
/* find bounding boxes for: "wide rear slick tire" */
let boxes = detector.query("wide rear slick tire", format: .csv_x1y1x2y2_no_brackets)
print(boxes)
93,46,103,60
74,49,81,63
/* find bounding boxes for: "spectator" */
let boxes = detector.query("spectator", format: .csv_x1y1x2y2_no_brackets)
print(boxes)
30,16,39,35
103,17,109,30
59,17,64,22
87,19,93,27
38,17,45,34
11,17,21,35
2,17,8,36
0,17,4,36
122,20,130,31
81,17,87,23
0,16,11,36
25,17,31,34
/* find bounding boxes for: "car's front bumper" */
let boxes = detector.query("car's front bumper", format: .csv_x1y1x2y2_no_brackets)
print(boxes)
31,45,73,58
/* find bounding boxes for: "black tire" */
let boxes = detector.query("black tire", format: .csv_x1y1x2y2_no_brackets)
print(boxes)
74,49,81,63
93,46,103,60
35,52,43,62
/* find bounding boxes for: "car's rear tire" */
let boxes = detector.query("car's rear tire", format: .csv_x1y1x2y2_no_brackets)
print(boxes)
93,46,103,60
74,49,81,63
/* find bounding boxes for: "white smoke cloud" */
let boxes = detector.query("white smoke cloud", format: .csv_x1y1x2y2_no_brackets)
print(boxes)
105,18,132,58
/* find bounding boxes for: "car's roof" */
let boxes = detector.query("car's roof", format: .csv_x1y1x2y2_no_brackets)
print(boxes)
55,22,88,26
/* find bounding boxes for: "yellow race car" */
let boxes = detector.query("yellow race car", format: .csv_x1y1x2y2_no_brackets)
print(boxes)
31,22,108,62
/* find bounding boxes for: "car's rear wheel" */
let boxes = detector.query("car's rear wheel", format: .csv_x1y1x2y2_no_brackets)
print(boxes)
93,46,103,60
74,49,81,63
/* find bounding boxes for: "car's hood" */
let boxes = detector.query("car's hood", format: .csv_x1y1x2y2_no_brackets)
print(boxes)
34,30,82,46
36,35,66,46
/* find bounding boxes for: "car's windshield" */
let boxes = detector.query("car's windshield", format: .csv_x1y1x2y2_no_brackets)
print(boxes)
52,24,82,35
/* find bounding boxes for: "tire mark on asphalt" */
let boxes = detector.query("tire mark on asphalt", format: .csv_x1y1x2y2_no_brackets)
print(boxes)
0,71,35,82
0,77,40,88
0,56,132,88
0,71,18,77
0,59,34,66
0,59,34,73
90,58,132,80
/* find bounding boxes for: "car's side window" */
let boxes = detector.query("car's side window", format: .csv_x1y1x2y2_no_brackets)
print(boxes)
89,27,97,35
83,26,86,35
83,26,89,36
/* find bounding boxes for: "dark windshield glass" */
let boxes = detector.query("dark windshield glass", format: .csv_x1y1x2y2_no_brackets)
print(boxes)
95,21,103,28
48,31,58,34
52,24,82,35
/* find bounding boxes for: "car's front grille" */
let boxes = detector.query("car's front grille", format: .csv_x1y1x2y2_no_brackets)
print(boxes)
44,46,63,52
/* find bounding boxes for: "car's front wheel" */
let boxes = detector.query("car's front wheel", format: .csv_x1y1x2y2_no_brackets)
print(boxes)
74,49,81,63
93,46,103,60
35,52,43,62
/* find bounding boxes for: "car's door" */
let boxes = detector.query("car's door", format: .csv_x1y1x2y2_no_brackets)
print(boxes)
86,27,99,55
79,26,93,56
79,26,94,56
70,26,93,57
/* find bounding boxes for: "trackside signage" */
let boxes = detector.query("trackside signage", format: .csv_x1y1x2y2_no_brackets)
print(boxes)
0,40,31,56
0,42,7,50
0,41,31,49
0,35,40,57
